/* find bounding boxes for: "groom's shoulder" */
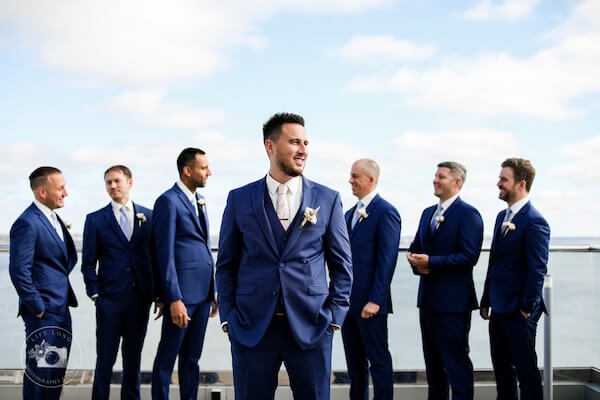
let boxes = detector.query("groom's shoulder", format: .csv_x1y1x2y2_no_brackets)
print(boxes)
229,177,265,196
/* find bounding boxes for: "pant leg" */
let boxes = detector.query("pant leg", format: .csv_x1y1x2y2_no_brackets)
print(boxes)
489,312,518,400
92,297,123,400
120,297,150,400
420,308,449,400
341,315,369,400
177,301,210,400
357,314,393,400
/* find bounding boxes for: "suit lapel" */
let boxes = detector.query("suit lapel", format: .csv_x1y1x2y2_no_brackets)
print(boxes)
281,177,316,260
33,206,68,261
195,194,208,240
350,194,380,239
173,184,204,235
345,205,355,235
431,197,460,238
130,203,148,246
253,178,279,258
104,204,131,248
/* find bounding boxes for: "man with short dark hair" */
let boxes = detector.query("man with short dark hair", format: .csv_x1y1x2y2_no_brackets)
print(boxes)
407,161,483,400
82,165,155,400
151,148,217,400
343,158,401,400
480,158,549,400
10,166,78,400
216,112,353,399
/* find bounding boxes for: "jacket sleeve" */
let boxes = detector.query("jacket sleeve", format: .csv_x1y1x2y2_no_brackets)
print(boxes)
81,215,99,298
152,195,182,304
520,217,550,313
368,207,401,306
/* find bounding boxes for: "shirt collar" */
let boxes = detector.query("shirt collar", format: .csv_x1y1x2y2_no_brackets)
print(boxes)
33,199,54,218
176,180,197,203
439,193,459,212
266,174,301,195
357,190,378,209
508,195,529,218
111,199,133,212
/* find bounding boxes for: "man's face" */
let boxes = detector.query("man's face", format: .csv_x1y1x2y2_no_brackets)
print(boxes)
497,166,520,203
268,123,308,178
104,170,132,204
349,163,372,199
433,167,460,200
186,154,211,188
39,173,68,210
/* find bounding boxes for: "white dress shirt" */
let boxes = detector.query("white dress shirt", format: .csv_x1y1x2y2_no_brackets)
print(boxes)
266,174,303,224
111,199,134,237
33,199,63,240
506,195,530,221
177,180,199,216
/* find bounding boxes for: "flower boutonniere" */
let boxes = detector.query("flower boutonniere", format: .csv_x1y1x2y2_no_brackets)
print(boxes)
197,198,206,208
300,206,320,227
136,212,147,227
502,221,516,236
435,215,445,224
357,208,369,223
64,221,72,230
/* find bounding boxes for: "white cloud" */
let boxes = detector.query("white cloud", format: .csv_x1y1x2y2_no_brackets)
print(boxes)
337,35,436,63
345,1,600,121
552,135,600,183
461,0,541,22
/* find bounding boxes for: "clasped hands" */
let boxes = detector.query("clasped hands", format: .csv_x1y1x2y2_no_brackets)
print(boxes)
406,252,431,275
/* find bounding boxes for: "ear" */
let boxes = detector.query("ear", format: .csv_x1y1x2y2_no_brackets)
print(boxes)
265,139,274,156
182,165,192,178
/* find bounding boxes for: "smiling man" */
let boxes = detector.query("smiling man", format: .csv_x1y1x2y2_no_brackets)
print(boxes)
81,165,155,400
480,158,550,400
216,112,353,400
407,161,483,400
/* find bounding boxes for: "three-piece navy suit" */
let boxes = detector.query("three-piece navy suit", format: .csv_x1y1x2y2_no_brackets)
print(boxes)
151,183,214,400
342,194,401,400
9,203,79,400
481,201,549,400
215,176,353,400
81,203,154,400
409,197,483,400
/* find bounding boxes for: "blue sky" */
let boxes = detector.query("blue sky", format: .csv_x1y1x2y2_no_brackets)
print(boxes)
1,0,599,237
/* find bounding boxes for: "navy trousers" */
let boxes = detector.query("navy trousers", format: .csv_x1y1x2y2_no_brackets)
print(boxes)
151,299,211,400
22,309,72,400
92,292,150,400
341,314,393,400
231,315,333,400
419,309,474,400
489,308,543,400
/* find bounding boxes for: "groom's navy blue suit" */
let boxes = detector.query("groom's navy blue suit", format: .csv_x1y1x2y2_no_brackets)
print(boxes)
82,203,154,400
481,201,549,400
216,176,353,400
342,195,401,400
409,197,483,400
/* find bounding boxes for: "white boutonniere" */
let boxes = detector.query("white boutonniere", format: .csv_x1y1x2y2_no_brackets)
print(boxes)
197,198,206,208
435,215,445,224
300,206,320,227
136,212,147,227
502,221,516,236
357,208,369,223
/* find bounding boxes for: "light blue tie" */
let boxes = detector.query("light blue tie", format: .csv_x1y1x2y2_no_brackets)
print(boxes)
503,208,513,223
51,212,64,241
119,206,132,240
430,204,442,233
351,201,363,229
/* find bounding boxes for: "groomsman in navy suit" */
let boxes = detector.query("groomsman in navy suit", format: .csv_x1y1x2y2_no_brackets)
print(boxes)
9,166,78,400
407,161,483,400
216,113,353,400
342,159,401,400
480,158,549,400
81,165,155,400
151,148,217,400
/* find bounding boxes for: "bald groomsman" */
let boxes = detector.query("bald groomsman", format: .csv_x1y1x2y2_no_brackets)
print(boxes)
342,159,401,400
407,161,483,400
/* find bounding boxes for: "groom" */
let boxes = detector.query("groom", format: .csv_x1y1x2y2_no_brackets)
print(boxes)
216,112,353,400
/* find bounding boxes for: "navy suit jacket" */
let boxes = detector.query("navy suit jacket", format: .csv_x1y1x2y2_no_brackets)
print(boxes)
152,184,214,305
81,203,154,303
481,201,549,314
9,203,78,316
409,197,483,312
215,176,353,350
345,195,401,315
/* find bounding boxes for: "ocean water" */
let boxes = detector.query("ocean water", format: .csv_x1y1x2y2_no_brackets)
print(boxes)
1,245,598,371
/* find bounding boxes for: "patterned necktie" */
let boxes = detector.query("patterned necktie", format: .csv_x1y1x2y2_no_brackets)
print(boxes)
351,201,364,229
51,212,64,241
276,183,290,230
119,206,132,240
430,204,443,233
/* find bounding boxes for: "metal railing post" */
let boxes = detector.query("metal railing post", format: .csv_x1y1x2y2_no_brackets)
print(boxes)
543,274,552,400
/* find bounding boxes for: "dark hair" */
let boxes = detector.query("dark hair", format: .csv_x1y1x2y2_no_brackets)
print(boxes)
437,161,467,188
29,166,62,190
104,165,132,179
501,158,536,192
177,147,205,176
262,113,305,143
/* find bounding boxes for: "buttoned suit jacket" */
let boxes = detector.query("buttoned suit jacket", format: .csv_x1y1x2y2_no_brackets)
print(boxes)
81,203,154,303
9,203,78,316
481,201,549,314
152,184,214,305
409,197,483,312
345,194,401,315
215,176,353,350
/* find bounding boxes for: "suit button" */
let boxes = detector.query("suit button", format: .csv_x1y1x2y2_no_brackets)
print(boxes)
272,291,278,296
279,263,285,268
207,261,212,266
126,268,131,272
132,283,136,287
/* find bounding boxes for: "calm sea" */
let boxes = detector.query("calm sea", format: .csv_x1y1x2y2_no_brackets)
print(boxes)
1,238,598,371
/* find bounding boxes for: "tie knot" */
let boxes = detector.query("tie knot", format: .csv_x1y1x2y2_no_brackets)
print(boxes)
356,201,363,210
278,183,288,195
120,206,128,213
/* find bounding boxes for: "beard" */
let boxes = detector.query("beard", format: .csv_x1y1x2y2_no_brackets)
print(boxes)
277,156,303,178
